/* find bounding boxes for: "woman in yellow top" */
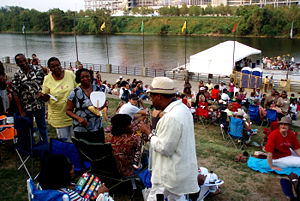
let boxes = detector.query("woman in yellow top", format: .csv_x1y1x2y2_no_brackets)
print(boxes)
42,57,77,142
264,76,269,93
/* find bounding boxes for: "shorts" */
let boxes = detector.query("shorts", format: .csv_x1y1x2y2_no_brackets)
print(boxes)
56,126,74,142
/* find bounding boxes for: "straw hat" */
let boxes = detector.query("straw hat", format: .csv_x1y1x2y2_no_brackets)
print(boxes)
279,116,292,125
147,77,176,94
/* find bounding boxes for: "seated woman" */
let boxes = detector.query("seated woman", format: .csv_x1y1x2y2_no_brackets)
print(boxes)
232,92,239,102
211,85,219,101
269,100,282,118
38,154,108,201
248,92,256,105
253,99,266,121
234,110,252,140
238,88,247,101
195,95,209,119
265,116,300,170
105,114,142,177
224,103,233,121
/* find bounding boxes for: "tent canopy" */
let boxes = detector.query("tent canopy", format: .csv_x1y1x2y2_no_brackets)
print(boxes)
188,41,261,76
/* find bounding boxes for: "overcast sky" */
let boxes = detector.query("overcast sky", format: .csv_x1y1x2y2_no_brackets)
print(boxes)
1,0,85,12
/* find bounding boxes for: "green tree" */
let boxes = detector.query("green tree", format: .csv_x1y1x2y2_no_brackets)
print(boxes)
158,6,169,16
189,5,200,16
180,4,189,16
205,4,213,15
132,7,140,14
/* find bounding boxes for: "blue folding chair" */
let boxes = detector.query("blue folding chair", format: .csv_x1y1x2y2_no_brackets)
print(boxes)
14,115,48,179
280,178,295,200
227,117,250,149
27,178,70,201
248,105,261,125
266,109,277,125
50,138,90,172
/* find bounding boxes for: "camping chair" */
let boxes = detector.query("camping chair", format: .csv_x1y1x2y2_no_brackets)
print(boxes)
27,178,70,201
226,117,251,150
0,116,17,143
248,105,261,125
50,138,90,172
14,114,48,179
263,109,277,126
195,102,210,127
219,111,228,140
280,178,295,200
72,137,145,195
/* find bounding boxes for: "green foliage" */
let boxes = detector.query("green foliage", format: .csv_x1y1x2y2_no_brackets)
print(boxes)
0,5,300,37
180,4,189,16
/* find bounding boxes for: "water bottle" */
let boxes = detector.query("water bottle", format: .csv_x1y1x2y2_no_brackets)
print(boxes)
208,171,218,193
208,171,215,184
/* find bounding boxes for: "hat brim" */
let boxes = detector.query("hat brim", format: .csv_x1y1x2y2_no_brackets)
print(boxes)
278,121,292,125
147,88,176,94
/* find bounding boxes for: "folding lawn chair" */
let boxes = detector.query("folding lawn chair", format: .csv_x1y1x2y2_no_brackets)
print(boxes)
27,178,70,201
263,109,277,126
219,111,228,140
248,105,261,125
14,114,48,179
0,116,17,143
280,178,295,200
195,103,210,127
72,137,145,195
226,117,251,150
50,138,90,172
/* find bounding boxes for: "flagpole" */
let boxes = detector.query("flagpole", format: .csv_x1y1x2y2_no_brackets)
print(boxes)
74,12,79,64
23,24,28,58
105,27,109,64
184,20,187,69
232,25,236,71
142,20,145,68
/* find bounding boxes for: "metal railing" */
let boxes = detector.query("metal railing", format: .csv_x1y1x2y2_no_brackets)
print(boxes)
2,56,300,92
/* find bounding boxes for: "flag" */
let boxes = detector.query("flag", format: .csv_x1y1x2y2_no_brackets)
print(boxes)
181,21,187,33
232,24,237,33
22,24,25,34
290,21,294,39
100,22,105,31
141,21,144,33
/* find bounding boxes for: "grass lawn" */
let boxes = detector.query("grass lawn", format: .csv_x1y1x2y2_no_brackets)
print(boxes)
0,97,299,200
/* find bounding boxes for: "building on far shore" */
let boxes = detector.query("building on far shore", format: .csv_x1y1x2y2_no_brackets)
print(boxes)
84,0,299,13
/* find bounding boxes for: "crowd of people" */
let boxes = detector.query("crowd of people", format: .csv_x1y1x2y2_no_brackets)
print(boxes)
262,55,297,71
1,53,300,200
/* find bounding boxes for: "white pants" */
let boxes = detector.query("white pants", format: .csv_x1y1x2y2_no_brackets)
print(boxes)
56,126,74,142
147,184,186,201
273,150,300,168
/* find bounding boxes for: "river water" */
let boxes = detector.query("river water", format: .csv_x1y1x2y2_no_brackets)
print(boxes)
1,33,300,71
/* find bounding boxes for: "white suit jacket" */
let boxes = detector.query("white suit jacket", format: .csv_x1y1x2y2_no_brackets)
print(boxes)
150,100,199,195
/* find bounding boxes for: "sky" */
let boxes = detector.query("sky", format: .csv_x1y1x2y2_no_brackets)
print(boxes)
0,0,85,12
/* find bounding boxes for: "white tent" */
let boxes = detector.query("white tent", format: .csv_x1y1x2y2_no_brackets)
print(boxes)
187,41,261,76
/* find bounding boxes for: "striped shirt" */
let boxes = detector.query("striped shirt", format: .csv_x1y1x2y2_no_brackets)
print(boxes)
58,188,83,201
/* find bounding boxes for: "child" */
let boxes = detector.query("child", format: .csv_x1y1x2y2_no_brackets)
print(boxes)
228,78,235,98
290,99,298,120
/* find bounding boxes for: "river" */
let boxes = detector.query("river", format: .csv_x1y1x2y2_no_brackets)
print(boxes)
1,33,300,70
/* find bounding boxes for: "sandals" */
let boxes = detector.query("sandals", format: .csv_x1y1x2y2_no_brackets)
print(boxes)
234,152,249,163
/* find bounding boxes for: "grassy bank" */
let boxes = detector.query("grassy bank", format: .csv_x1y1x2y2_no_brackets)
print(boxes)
1,97,300,200
110,16,238,36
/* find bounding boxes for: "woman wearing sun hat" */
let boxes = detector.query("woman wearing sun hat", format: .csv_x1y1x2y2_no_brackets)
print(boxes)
265,116,300,171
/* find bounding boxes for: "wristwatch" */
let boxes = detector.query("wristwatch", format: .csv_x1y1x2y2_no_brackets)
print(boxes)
148,129,156,140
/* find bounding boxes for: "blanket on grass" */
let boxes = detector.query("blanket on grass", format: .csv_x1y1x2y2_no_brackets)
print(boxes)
247,156,300,176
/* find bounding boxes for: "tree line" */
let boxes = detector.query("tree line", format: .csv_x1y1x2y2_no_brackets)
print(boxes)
0,5,298,37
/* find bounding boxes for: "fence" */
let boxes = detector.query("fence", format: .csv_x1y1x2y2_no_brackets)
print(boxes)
2,56,300,93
